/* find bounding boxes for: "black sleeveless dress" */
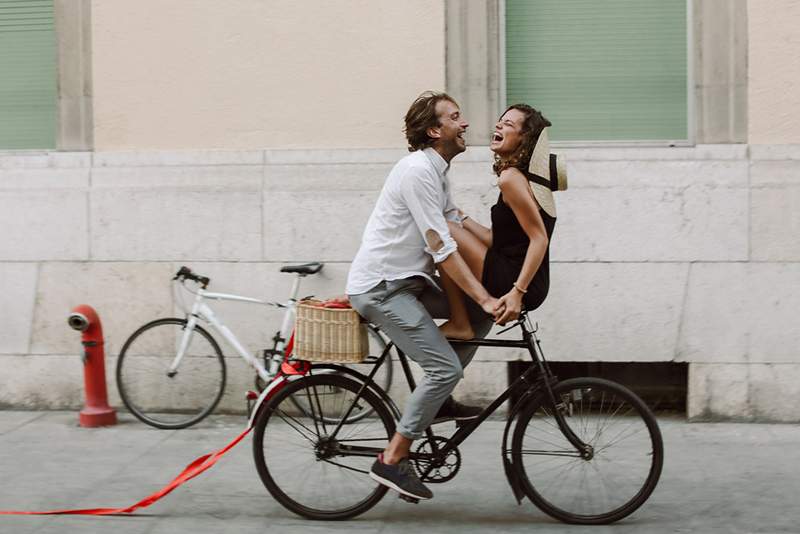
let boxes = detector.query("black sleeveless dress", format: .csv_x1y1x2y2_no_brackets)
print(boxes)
481,192,556,311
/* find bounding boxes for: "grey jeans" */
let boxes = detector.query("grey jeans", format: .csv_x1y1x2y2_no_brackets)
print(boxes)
349,277,492,440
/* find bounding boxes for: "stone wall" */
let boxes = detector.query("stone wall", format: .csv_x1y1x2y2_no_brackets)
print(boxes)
1,145,798,420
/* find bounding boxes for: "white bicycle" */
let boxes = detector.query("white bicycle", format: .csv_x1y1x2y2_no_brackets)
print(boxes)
115,264,392,429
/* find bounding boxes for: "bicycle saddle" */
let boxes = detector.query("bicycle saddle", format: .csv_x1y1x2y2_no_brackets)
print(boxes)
280,262,324,275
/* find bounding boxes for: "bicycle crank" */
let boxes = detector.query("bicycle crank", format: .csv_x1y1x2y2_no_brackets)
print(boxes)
412,436,461,483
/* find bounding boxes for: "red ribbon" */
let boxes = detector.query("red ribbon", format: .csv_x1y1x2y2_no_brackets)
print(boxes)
0,426,252,516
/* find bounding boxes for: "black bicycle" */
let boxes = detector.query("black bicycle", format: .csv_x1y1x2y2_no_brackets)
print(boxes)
251,312,663,524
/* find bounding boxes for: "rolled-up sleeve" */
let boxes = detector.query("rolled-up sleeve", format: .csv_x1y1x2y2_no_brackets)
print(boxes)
399,167,458,263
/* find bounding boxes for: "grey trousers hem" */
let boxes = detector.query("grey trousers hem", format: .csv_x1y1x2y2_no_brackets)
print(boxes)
349,277,492,440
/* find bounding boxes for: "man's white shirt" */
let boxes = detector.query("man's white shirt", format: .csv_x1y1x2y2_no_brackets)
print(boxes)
346,147,461,295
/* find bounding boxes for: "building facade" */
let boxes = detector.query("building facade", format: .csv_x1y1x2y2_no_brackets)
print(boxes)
1,0,798,420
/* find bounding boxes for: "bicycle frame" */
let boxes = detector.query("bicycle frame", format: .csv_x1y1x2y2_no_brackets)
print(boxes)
320,316,590,480
169,277,304,381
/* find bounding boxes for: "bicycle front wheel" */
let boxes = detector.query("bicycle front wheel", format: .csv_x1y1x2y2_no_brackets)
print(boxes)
512,377,663,525
253,374,394,520
116,318,226,429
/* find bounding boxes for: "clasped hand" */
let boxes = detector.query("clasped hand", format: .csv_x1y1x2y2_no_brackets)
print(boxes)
492,289,523,325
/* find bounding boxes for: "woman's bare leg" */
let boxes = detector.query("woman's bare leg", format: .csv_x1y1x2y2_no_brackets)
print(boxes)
439,221,491,340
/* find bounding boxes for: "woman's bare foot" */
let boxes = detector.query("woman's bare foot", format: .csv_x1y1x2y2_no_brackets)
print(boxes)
439,321,474,340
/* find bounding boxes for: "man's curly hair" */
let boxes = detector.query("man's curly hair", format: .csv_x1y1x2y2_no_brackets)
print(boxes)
403,91,457,152
493,104,552,176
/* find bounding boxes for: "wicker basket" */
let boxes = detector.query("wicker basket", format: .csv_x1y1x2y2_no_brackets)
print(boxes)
294,300,368,363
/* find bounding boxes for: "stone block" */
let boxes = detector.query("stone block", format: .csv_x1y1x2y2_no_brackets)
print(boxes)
264,164,393,192
678,263,800,363
688,363,752,421
91,190,261,260
0,263,38,354
749,144,800,161
751,187,800,261
689,363,800,422
263,191,378,262
748,364,800,422
564,160,748,189
0,151,90,170
750,160,800,186
264,147,407,165
0,168,89,189
0,191,88,261
0,354,86,409
30,262,174,357
455,360,508,408
526,262,689,363
551,184,748,261
93,150,264,167
92,165,262,190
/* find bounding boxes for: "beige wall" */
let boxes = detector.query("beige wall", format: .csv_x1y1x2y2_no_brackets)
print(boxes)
748,0,800,144
91,0,445,150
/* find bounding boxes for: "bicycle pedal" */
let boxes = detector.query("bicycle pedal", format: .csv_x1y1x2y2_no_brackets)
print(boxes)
398,494,420,504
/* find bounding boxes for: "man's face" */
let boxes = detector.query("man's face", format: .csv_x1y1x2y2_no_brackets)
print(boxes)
430,99,469,161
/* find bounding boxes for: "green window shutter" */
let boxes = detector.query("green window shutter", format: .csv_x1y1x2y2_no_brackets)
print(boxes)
506,0,688,142
0,0,57,149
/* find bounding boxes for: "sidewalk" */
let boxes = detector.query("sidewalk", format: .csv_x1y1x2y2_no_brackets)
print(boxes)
0,411,797,534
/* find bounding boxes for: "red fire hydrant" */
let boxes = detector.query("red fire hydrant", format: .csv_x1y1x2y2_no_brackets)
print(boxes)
68,305,117,427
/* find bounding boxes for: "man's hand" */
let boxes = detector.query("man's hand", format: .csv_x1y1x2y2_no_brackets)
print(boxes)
494,289,523,325
480,297,504,321
328,294,351,306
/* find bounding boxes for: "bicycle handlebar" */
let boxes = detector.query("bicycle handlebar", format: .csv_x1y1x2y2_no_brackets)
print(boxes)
174,266,210,289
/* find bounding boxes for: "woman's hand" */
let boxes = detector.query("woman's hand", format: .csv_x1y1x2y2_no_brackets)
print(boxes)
494,288,523,325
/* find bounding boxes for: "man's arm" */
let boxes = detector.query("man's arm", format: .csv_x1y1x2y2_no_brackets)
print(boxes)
399,167,500,317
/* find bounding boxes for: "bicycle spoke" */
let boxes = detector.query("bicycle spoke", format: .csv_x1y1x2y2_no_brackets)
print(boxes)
514,379,662,524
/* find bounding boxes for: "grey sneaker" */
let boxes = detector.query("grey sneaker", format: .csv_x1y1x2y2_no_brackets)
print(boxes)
369,455,433,500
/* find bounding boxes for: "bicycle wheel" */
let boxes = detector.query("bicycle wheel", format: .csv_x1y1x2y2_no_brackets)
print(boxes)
511,377,663,525
116,318,226,429
253,374,394,520
289,325,393,424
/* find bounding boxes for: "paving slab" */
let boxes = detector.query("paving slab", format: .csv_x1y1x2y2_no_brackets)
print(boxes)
0,411,797,534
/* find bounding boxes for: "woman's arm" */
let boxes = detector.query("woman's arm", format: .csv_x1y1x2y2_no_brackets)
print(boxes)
493,167,549,324
459,210,493,248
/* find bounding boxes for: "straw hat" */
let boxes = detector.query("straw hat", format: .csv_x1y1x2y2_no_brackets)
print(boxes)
526,127,568,218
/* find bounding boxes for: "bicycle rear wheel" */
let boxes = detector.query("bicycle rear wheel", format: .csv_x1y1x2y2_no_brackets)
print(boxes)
252,374,393,520
116,318,226,429
289,324,393,424
511,377,663,525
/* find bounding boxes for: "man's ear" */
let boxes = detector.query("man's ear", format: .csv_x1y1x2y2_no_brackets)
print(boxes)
426,126,441,140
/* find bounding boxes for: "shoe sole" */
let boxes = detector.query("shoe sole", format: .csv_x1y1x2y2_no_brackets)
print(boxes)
369,471,432,500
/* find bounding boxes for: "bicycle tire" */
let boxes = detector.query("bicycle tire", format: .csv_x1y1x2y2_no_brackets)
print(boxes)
511,377,663,525
288,324,393,424
116,318,226,429
253,374,394,520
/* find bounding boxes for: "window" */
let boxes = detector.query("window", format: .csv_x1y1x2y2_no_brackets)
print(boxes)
505,0,688,143
0,0,57,149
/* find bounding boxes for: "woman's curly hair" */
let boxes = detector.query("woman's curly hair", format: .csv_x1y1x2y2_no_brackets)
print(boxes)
493,104,551,176
404,91,457,152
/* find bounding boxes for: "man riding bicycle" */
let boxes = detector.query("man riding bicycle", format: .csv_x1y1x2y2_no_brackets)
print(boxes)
346,92,505,501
